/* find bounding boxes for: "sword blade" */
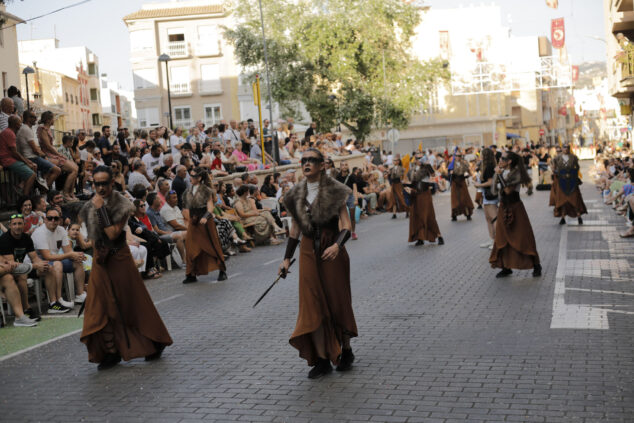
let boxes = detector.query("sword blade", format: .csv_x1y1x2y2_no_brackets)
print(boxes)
252,258,296,308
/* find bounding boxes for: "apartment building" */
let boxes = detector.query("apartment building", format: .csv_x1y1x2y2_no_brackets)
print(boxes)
100,75,137,131
123,0,241,131
604,0,634,141
0,5,24,97
18,39,103,133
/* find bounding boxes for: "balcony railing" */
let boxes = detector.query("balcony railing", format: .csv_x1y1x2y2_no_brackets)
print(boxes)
174,119,192,130
170,82,191,95
168,41,188,58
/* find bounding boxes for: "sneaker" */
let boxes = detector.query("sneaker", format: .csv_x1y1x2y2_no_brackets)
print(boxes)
351,233,358,240
13,315,38,327
336,348,355,372
24,308,41,322
74,292,87,304
48,302,70,314
488,244,493,250
308,358,332,379
58,298,74,309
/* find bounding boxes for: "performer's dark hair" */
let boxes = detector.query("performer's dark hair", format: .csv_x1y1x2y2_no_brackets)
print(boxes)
94,165,113,181
303,148,324,161
505,152,530,185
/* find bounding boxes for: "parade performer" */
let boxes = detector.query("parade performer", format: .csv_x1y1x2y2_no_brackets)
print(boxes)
450,152,474,221
489,152,542,278
548,146,561,208
389,158,408,219
280,149,358,379
79,166,173,371
552,145,587,225
407,163,444,246
182,167,227,284
474,148,499,249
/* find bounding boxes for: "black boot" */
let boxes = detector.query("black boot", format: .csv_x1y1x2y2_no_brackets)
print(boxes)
391,214,397,219
336,348,355,372
217,270,228,281
559,217,566,225
533,264,542,277
97,353,121,371
496,268,513,278
578,217,583,225
451,216,457,221
466,215,472,221
145,343,166,361
415,240,424,246
437,237,444,245
308,358,332,379
182,274,198,284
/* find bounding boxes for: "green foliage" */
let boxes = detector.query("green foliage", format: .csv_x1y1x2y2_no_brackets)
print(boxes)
224,0,449,140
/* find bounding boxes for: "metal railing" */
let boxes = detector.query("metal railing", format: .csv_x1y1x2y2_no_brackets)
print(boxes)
170,82,191,95
0,170,23,211
174,119,192,129
168,41,188,58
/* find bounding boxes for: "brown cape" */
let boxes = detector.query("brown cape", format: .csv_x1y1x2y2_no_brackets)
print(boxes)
450,178,474,217
185,218,226,276
391,182,408,213
553,186,587,218
549,175,558,206
408,189,441,242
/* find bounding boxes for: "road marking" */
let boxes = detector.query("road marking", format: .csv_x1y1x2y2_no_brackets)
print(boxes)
228,272,243,279
263,258,279,266
566,288,634,297
154,294,184,305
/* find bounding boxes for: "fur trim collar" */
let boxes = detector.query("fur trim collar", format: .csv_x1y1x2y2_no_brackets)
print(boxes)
79,191,134,242
183,184,213,210
283,174,351,236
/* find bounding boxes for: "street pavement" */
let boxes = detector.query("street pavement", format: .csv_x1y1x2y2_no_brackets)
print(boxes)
1,165,633,423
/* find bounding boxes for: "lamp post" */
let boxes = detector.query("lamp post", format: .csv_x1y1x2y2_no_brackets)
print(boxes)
22,66,35,111
158,53,173,130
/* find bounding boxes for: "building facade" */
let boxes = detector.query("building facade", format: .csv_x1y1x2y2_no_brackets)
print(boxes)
0,5,24,98
99,75,137,131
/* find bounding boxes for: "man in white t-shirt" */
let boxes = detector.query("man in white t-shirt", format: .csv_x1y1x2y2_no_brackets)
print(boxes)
141,144,164,180
222,120,241,148
160,191,187,231
169,127,185,156
16,110,61,188
32,206,86,313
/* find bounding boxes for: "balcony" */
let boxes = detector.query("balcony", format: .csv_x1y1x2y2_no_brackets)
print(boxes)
174,119,192,129
167,41,188,58
170,82,191,96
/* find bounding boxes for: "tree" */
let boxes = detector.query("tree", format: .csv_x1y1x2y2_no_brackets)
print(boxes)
225,0,449,141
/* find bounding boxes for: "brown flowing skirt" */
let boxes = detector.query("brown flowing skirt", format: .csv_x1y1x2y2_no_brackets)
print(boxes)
80,246,173,363
408,190,441,242
451,178,474,217
489,200,540,270
391,182,408,213
289,233,358,367
554,186,587,218
185,219,226,276
548,176,557,207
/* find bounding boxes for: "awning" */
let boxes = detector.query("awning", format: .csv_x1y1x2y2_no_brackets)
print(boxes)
506,132,521,139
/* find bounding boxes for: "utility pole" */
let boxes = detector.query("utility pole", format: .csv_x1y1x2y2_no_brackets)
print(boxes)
258,0,280,163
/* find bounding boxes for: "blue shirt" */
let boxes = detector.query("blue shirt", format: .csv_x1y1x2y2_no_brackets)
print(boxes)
146,207,171,232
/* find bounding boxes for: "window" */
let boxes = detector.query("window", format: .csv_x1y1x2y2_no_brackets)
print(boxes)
75,95,78,104
88,63,96,75
65,92,69,102
137,108,160,128
167,28,187,57
70,94,74,104
200,64,221,94
174,106,192,128
130,30,154,52
169,66,190,94
203,104,222,126
102,80,107,89
133,68,158,89
197,25,220,56
90,88,98,101
92,114,101,126
167,28,185,42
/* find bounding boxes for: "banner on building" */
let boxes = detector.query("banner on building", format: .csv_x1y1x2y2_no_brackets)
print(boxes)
571,65,579,82
546,0,558,9
551,18,565,49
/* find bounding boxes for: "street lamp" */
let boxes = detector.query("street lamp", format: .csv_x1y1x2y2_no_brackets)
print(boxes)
158,53,173,130
22,66,35,111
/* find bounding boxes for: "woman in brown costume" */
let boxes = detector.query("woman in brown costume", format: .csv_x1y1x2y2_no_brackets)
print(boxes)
79,166,173,370
552,145,587,225
450,152,474,221
181,167,227,284
407,163,444,246
280,148,358,379
389,159,408,219
489,152,542,278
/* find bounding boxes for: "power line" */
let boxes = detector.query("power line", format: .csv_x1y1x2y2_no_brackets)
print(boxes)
2,0,94,30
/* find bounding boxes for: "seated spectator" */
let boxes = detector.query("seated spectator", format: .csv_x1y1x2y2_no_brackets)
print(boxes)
67,222,92,273
47,189,73,227
261,175,277,198
16,110,61,189
0,116,37,196
155,178,170,208
233,142,259,171
234,184,284,245
20,197,42,235
128,159,153,191
0,213,50,324
222,145,241,173
146,192,186,263
160,190,187,232
124,225,149,271
129,199,168,279
81,160,95,195
37,112,78,201
111,143,129,176
111,160,126,192
171,166,188,207
32,206,86,313
92,149,105,167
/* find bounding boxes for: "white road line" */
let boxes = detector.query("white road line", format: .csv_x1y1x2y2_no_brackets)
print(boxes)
263,258,279,266
228,272,243,279
0,294,183,362
566,288,634,297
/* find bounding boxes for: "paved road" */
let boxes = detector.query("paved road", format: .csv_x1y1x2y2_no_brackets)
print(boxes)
1,167,633,423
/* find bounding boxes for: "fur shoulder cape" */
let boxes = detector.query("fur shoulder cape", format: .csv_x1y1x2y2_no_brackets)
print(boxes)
183,184,213,210
553,154,580,172
491,168,523,195
79,191,134,242
283,174,351,236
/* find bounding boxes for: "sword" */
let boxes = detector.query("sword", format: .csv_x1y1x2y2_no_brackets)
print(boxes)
252,258,296,308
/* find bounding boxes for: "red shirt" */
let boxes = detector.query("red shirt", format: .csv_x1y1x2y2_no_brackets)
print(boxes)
211,157,223,170
140,214,153,231
0,127,17,167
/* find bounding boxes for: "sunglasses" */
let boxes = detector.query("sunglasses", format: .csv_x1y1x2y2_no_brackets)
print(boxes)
46,216,60,221
168,190,176,195
10,213,23,219
137,203,146,208
301,157,323,165
93,181,110,187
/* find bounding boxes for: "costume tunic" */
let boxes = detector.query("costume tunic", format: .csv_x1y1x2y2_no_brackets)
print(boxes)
283,175,358,366
552,154,587,218
79,191,173,363
450,160,474,217
389,166,408,213
408,166,441,242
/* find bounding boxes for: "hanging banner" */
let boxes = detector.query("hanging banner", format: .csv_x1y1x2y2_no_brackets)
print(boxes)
551,18,565,49
546,0,558,9
571,65,579,82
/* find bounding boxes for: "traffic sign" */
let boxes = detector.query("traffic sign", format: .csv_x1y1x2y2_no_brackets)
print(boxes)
539,129,545,136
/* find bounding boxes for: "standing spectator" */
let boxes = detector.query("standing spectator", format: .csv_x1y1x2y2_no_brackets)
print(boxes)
169,127,185,156
223,119,241,148
32,206,87,312
171,166,188,207
0,116,37,196
142,144,163,180
7,87,24,117
37,111,79,201
97,126,113,166
0,97,14,131
17,110,60,189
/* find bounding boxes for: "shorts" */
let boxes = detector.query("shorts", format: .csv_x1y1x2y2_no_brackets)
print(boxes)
8,161,34,181
345,194,355,209
49,258,74,273
31,156,56,174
